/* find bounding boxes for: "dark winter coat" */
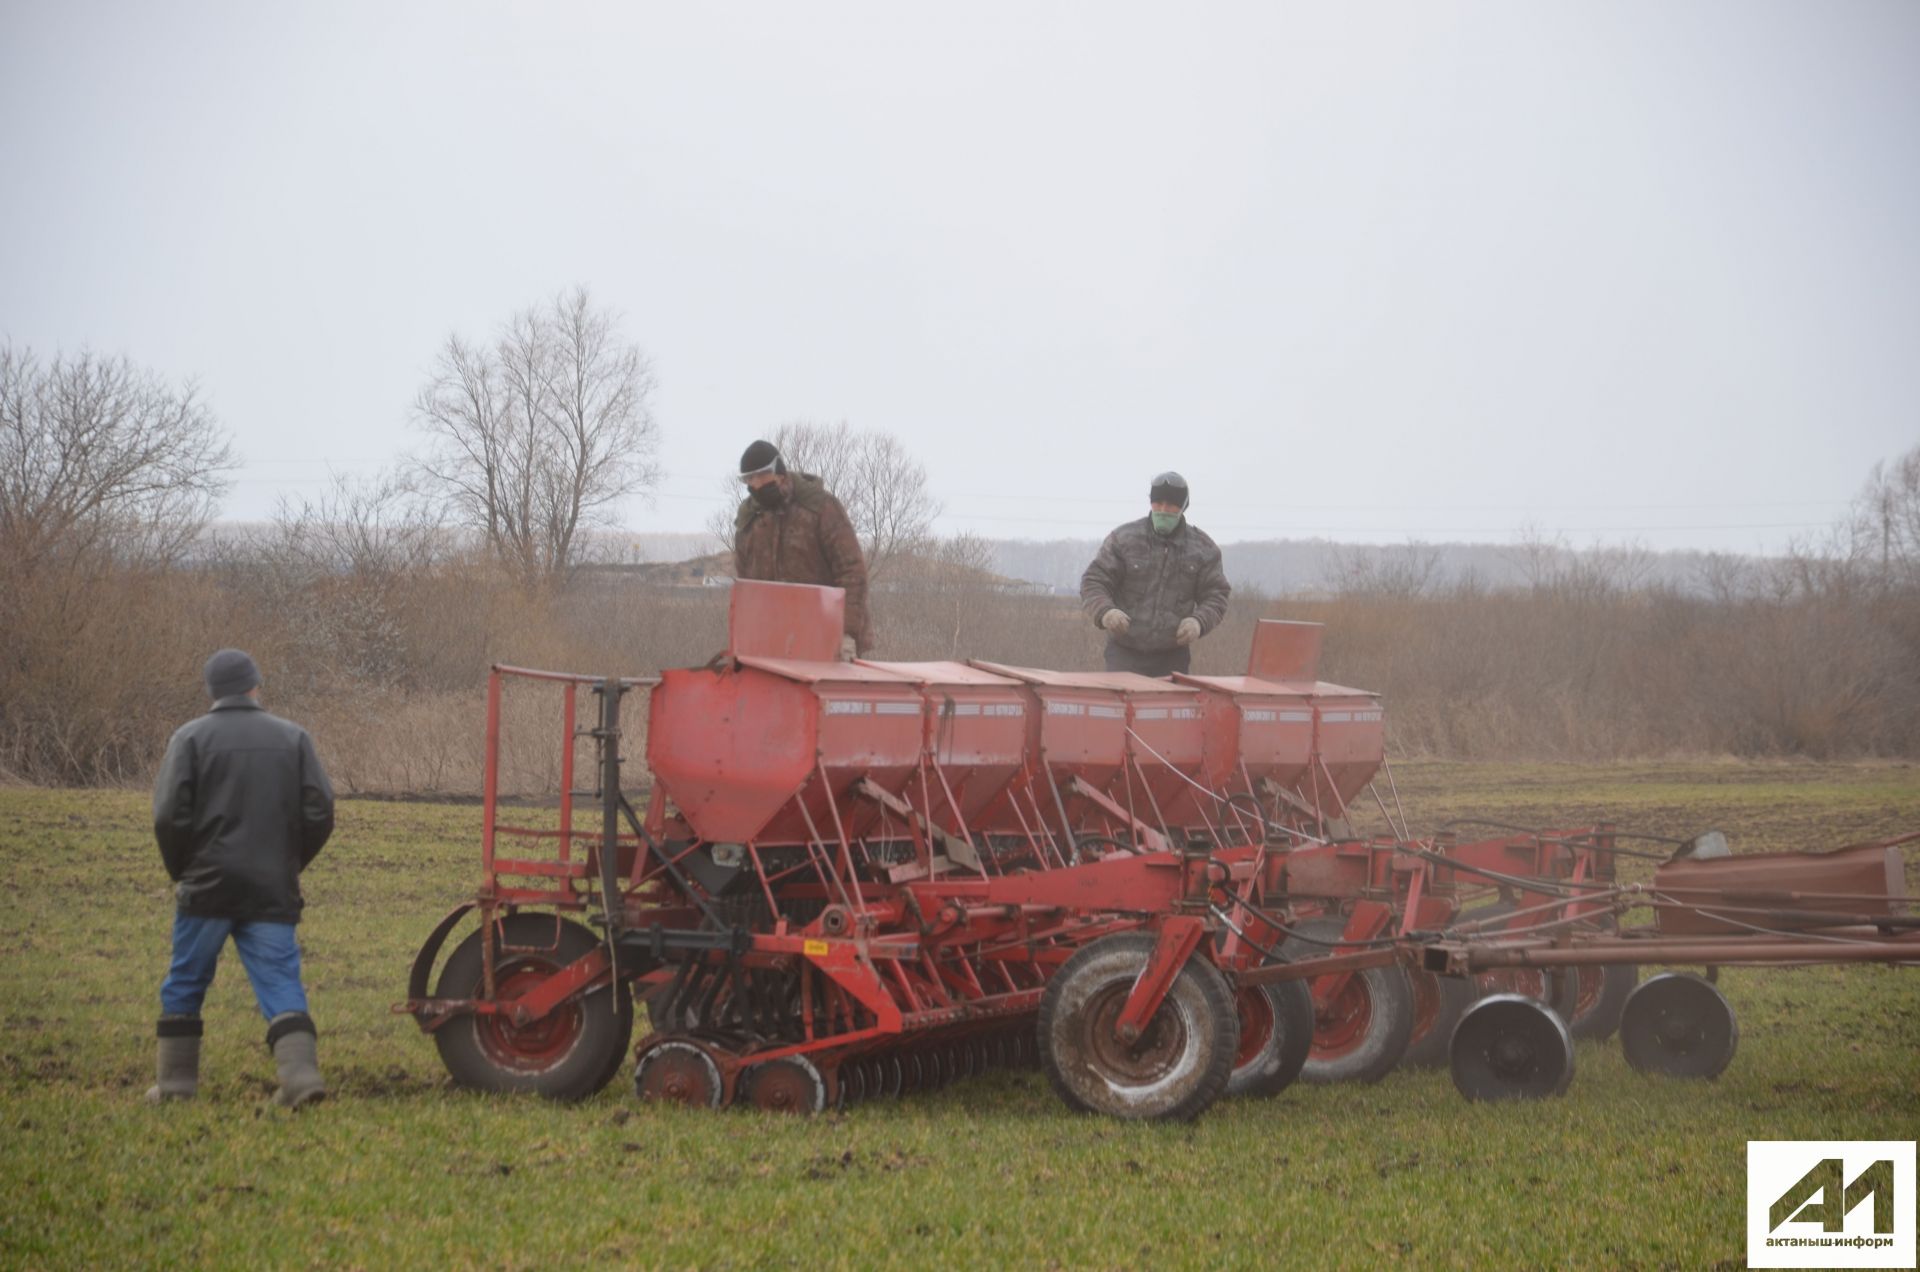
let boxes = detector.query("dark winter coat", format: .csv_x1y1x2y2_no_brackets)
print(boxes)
1080,516,1232,654
151,697,335,924
733,474,876,652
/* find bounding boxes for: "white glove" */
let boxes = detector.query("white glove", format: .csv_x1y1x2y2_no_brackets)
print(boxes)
1101,608,1131,634
838,634,858,662
1175,617,1201,646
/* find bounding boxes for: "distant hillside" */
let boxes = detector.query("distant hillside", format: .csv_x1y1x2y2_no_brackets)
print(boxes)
986,536,1754,597
204,524,1760,597
520,531,1770,597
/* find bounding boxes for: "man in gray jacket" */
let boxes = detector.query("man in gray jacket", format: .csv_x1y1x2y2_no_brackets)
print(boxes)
1080,472,1232,677
148,649,334,1107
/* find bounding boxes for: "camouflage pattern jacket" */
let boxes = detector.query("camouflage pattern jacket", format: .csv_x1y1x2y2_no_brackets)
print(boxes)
1080,516,1232,653
733,474,875,652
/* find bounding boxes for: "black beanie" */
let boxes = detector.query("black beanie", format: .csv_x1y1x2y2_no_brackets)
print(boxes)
204,649,261,700
739,440,786,477
1149,471,1190,510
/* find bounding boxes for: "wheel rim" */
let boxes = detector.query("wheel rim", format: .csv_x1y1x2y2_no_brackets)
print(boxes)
1474,967,1548,1002
1076,983,1191,1088
1234,987,1276,1069
1569,966,1604,1020
1311,975,1375,1060
476,960,584,1072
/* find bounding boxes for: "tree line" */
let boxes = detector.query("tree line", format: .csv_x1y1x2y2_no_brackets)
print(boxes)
2,300,1916,789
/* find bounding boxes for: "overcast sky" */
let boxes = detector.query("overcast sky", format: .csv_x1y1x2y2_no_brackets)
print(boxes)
3,1,1915,554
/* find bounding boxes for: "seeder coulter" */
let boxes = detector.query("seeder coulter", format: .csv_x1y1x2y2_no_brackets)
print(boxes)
399,581,1917,1118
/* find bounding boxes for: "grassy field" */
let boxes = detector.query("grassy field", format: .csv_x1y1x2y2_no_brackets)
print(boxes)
1,762,1916,1269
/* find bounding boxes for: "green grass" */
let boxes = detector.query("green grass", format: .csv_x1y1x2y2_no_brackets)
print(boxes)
2,765,1917,1269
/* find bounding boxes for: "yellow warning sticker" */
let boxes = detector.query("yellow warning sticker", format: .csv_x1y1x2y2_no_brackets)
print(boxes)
803,939,829,956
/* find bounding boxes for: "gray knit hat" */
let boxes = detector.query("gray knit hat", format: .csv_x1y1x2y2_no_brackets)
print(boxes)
203,649,261,700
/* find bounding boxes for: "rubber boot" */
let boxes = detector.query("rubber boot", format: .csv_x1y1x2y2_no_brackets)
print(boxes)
267,1012,326,1109
145,1015,201,1103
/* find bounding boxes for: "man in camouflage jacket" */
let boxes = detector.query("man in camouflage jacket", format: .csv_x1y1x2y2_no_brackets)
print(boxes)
1080,471,1231,676
733,440,875,657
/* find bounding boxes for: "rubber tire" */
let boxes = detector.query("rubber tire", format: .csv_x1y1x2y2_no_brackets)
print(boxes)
1401,967,1477,1069
1280,918,1416,1084
1564,961,1637,1042
1039,932,1238,1122
433,914,632,1101
1225,975,1315,1098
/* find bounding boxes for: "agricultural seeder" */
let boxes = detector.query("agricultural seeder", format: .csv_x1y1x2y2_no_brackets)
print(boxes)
399,581,1918,1118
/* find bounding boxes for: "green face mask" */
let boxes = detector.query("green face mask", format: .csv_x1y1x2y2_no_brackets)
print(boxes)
1150,511,1181,535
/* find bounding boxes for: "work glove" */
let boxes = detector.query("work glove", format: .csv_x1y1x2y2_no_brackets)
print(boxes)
1101,608,1131,634
838,634,858,662
1175,617,1201,646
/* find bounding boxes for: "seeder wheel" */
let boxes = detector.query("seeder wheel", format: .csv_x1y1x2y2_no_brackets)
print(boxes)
1401,967,1477,1069
1562,962,1638,1041
875,1054,905,1100
1225,978,1314,1098
1460,905,1635,1040
1619,973,1738,1079
1281,918,1415,1083
432,914,633,1101
899,1051,927,1095
633,1040,725,1109
741,1056,829,1114
840,1060,870,1106
1449,994,1575,1102
1039,932,1238,1122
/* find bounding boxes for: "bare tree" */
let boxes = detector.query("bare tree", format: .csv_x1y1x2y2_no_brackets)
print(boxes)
262,469,446,583
1323,541,1443,599
412,288,659,580
0,343,233,783
0,343,233,574
246,471,448,693
1847,443,1920,591
706,420,939,579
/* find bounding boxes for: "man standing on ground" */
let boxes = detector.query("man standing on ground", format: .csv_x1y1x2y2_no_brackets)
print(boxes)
733,439,876,659
148,649,335,1108
1080,471,1232,677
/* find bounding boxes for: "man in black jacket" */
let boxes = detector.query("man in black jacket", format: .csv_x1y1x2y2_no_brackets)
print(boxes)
1080,472,1233,676
148,649,335,1107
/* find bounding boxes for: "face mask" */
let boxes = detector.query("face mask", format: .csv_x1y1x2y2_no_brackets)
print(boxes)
1150,511,1181,535
751,482,789,510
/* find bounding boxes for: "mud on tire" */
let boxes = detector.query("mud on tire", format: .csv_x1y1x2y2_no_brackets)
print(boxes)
1039,932,1238,1122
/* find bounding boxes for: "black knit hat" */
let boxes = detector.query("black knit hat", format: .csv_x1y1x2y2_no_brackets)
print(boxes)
203,649,261,700
1149,471,1190,510
739,440,786,479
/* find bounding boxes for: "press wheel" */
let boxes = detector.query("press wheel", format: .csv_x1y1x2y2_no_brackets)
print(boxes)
633,1040,725,1109
1619,973,1738,1079
1449,994,1575,1102
740,1055,828,1114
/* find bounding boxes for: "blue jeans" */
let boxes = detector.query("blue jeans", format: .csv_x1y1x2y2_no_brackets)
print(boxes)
159,915,309,1020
